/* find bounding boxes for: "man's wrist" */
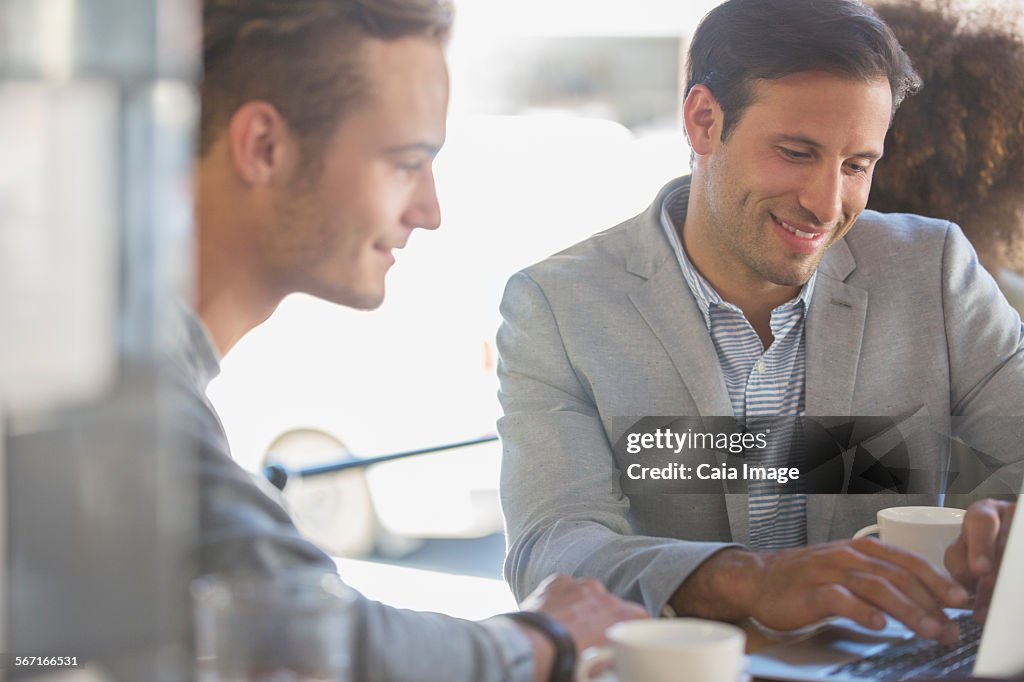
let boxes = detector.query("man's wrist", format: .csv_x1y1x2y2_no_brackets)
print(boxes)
504,611,576,682
515,622,555,682
669,548,763,621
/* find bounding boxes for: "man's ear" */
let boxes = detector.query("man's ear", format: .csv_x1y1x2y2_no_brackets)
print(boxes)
683,85,723,156
226,101,296,186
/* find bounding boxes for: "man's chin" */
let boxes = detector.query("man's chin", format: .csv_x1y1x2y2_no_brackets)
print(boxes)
342,290,386,311
309,284,386,311
763,254,823,288
770,272,814,288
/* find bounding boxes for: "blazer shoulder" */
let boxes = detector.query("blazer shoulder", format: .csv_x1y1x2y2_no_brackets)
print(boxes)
848,210,957,247
514,175,687,289
843,210,961,269
517,211,648,286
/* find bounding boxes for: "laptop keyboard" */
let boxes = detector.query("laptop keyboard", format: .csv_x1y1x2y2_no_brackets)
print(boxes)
830,612,981,680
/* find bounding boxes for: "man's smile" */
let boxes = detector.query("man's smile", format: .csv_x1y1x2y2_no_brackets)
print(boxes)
770,213,830,254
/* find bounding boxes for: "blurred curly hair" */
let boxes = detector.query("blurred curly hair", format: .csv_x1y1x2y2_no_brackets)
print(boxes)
868,0,1024,272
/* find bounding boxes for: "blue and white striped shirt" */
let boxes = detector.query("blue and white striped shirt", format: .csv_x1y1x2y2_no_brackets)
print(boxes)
660,183,812,550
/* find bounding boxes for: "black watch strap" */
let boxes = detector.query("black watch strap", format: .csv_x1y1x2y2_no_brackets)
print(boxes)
503,610,577,682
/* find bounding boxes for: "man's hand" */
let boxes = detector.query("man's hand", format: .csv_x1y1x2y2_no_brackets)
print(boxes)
671,539,969,645
520,574,649,652
945,499,1017,622
517,574,648,682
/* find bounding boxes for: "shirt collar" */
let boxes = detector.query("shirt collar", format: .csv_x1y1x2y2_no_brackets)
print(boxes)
174,300,222,392
658,182,817,329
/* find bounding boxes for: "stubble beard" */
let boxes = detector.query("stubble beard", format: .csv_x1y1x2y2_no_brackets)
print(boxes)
743,241,820,288
705,176,830,289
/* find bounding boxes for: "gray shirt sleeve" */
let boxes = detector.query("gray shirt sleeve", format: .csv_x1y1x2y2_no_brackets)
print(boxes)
175,356,535,682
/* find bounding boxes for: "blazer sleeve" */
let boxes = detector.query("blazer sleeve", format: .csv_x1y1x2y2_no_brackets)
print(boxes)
497,270,737,615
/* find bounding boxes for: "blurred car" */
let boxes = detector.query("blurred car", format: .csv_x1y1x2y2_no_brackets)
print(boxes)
260,427,503,558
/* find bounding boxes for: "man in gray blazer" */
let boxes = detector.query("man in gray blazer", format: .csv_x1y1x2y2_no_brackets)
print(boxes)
498,0,1023,646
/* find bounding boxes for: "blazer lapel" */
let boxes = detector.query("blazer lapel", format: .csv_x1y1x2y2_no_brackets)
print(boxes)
805,238,867,544
628,271,734,417
625,177,743,542
625,179,733,418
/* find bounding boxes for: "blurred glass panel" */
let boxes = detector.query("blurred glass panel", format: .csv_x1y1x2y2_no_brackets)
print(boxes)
0,81,119,409
1,0,195,79
1,0,199,678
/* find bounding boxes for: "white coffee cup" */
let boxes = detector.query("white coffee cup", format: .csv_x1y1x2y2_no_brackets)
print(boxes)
575,618,747,682
853,506,965,569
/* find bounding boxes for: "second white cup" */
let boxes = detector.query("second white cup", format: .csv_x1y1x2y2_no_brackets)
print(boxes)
853,505,965,569
575,618,747,682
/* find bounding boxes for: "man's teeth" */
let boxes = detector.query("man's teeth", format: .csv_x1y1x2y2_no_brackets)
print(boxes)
778,219,817,239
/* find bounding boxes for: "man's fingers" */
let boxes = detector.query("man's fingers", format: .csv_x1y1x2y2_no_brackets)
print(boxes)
809,584,886,632
621,601,651,620
534,573,568,592
531,574,648,617
853,537,968,608
994,504,1014,560
756,537,981,639
974,574,997,616
843,571,957,644
944,535,973,589
963,502,1002,575
802,566,953,643
522,573,601,610
577,577,606,597
812,540,962,643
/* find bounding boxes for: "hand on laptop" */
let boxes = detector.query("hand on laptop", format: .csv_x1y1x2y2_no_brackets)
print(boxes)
516,574,649,681
670,539,969,645
945,499,1017,623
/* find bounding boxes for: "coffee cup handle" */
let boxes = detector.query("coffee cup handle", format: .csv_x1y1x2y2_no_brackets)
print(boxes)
853,524,880,540
575,646,614,682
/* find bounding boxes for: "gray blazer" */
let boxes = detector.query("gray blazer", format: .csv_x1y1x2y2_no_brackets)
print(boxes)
497,176,1024,615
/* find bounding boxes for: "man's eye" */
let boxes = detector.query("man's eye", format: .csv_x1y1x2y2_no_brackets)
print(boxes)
779,148,811,160
846,162,870,175
397,161,424,173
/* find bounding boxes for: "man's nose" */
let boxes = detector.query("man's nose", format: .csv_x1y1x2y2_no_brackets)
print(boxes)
403,169,441,231
799,167,843,226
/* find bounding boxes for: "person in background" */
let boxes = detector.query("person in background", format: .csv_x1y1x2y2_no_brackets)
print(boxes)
183,1,646,681
866,0,1024,615
869,0,1024,316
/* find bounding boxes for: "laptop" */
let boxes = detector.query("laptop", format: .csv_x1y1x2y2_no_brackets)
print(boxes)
747,501,1024,681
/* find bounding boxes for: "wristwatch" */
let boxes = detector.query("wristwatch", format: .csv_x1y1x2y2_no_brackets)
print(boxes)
503,610,577,682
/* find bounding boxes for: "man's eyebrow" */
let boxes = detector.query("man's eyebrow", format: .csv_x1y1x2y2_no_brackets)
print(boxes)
382,143,442,157
776,135,882,161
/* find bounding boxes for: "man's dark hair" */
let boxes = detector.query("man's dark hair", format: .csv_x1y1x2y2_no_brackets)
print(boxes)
685,0,921,141
200,0,454,162
868,0,1024,272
